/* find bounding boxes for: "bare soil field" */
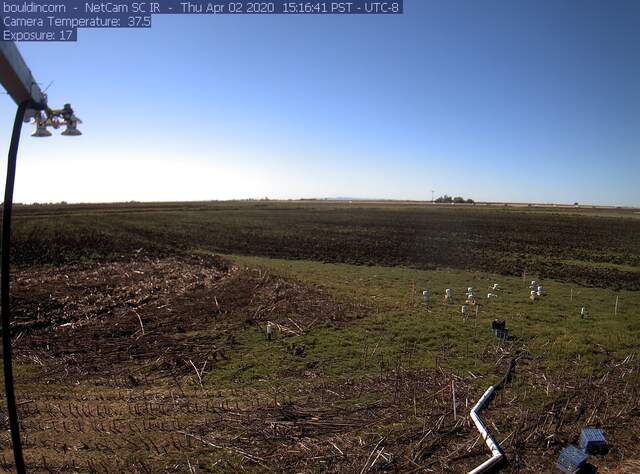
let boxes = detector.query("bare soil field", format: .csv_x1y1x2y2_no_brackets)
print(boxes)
9,201,640,290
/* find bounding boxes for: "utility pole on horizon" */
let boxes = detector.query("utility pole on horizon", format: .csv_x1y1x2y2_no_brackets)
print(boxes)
431,190,434,203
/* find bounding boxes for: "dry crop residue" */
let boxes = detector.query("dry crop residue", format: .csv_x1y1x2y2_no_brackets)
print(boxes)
12,255,359,384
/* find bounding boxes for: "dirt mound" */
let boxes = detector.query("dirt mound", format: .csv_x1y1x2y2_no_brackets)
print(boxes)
12,256,361,383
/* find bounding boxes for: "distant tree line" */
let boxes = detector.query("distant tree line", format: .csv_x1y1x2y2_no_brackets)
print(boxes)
434,195,474,204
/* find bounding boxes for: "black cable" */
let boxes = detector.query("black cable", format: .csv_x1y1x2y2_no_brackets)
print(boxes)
494,353,520,392
2,101,28,474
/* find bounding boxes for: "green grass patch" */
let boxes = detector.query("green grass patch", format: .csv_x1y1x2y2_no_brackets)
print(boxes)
205,254,639,391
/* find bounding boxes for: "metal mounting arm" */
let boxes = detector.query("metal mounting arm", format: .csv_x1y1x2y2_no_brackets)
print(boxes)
0,42,46,108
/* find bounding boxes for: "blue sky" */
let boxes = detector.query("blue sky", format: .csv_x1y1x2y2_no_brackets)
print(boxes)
0,0,638,205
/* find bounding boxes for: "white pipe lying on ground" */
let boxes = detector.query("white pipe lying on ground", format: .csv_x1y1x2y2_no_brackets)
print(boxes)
468,386,503,474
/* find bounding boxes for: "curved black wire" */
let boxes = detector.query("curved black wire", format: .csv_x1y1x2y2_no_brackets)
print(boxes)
2,101,28,474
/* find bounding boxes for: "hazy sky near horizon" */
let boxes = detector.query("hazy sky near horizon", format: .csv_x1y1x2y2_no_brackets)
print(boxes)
0,0,638,205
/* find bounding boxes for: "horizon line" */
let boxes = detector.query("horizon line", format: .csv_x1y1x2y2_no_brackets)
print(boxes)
8,198,639,210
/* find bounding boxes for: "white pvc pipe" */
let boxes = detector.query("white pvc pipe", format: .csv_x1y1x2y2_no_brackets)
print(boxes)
468,386,504,474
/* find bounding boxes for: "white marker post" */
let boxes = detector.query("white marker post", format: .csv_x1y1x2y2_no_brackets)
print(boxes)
445,288,452,303
452,380,457,420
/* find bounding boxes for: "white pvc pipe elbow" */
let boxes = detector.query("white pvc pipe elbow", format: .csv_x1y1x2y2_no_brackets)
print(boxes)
468,386,504,474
